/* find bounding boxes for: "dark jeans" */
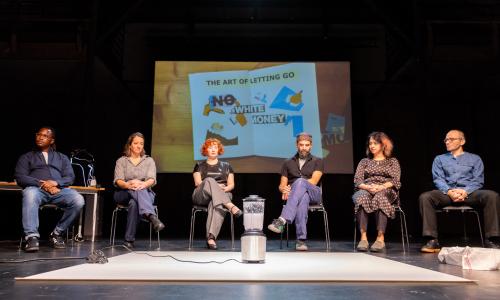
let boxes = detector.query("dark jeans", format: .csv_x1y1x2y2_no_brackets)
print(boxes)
419,189,500,239
114,189,156,242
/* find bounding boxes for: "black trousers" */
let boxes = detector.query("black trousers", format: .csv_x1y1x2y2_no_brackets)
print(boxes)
357,209,388,233
419,189,500,239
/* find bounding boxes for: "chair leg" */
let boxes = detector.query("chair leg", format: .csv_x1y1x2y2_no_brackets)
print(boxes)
323,210,331,251
353,215,357,251
149,206,160,250
471,211,485,247
286,223,289,247
188,208,196,250
157,230,161,250
280,228,283,249
18,235,23,251
462,212,468,242
74,210,84,242
398,208,410,253
279,223,290,249
149,222,153,249
155,206,161,250
403,211,410,252
230,213,235,250
67,226,73,247
399,209,405,252
110,208,118,246
148,223,161,250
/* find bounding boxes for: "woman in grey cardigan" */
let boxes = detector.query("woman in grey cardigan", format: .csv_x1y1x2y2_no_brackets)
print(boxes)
113,132,165,248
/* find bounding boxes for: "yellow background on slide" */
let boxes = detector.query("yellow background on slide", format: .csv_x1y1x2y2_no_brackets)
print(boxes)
152,61,352,174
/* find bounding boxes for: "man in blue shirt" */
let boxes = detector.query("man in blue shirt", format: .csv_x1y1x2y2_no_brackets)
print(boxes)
15,127,85,252
419,129,500,252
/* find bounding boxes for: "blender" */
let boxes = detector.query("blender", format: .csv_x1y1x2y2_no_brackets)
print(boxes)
241,195,266,263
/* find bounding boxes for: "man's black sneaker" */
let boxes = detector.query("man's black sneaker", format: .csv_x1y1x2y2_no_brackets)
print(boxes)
420,239,441,253
24,236,39,252
49,232,66,249
267,218,285,233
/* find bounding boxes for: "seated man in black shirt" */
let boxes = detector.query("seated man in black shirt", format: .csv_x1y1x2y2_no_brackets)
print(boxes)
267,132,324,251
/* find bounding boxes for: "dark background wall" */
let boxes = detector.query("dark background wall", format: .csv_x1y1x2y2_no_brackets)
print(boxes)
1,0,499,242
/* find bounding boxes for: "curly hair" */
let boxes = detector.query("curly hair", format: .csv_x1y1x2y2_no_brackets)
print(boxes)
366,131,394,158
123,132,146,157
201,138,224,156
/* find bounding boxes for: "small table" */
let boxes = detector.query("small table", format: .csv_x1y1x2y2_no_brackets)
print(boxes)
0,182,105,242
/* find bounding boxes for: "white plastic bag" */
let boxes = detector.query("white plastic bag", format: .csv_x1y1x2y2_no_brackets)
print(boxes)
438,246,500,271
462,247,500,271
438,246,465,267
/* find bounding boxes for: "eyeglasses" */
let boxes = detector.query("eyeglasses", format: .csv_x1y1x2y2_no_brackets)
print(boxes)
444,137,462,143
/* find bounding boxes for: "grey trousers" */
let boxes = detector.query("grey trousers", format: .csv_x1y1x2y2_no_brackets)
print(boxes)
192,177,232,239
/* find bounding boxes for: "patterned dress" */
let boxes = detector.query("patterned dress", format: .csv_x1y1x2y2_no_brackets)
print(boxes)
353,157,401,219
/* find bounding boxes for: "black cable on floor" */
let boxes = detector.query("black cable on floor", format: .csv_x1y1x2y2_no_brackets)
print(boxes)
0,245,244,264
105,245,245,264
138,252,244,264
0,257,86,263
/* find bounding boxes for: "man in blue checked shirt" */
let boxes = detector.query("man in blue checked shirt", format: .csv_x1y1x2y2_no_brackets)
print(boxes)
419,129,500,252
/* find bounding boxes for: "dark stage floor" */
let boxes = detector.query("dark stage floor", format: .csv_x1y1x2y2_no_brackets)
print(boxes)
0,238,499,299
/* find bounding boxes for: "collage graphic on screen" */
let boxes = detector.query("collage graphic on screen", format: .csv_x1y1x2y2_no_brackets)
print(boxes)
189,63,322,160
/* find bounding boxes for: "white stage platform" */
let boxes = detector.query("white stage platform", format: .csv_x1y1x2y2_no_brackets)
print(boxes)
16,251,472,283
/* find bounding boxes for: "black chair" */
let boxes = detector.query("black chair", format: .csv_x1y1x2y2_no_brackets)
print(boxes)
353,204,410,253
435,205,485,247
109,204,161,250
279,200,331,251
188,205,235,250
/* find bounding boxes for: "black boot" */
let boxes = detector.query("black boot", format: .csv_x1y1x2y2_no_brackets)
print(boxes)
148,214,165,232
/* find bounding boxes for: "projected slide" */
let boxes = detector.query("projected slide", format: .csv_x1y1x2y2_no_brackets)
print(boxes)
152,61,352,174
189,63,321,160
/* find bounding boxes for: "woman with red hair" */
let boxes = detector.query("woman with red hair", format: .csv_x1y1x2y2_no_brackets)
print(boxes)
353,132,401,252
192,138,242,250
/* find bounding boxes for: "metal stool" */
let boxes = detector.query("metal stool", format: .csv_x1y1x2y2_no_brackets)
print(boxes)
109,204,161,249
